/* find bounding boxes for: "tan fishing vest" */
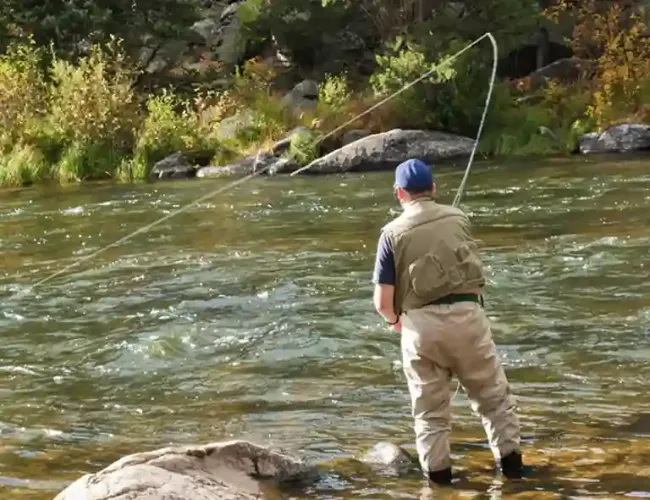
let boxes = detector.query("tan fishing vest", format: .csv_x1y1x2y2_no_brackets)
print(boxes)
382,197,485,315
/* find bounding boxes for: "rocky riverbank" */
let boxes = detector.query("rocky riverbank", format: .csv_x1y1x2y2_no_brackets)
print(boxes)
53,440,417,500
148,121,650,181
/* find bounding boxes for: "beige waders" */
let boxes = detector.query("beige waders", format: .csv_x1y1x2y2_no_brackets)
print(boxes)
400,296,521,475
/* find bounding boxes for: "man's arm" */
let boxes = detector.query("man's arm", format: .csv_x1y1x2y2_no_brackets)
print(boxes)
372,232,400,328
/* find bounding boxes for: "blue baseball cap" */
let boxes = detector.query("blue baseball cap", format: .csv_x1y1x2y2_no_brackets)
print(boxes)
394,159,433,192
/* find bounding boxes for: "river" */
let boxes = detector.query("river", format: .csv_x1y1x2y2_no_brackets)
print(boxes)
0,155,649,499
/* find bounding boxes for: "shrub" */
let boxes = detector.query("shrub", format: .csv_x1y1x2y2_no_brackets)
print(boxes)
319,73,352,110
286,128,319,166
0,143,49,186
131,91,210,175
0,40,48,149
369,40,455,129
47,38,139,148
545,0,650,128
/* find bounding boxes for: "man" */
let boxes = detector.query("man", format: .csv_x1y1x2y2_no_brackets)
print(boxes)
372,158,524,485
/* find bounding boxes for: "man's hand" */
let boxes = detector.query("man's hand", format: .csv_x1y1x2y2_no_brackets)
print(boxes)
390,319,402,333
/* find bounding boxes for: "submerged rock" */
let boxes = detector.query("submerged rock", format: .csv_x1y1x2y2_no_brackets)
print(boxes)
358,442,417,476
297,129,475,174
54,440,316,500
579,123,650,154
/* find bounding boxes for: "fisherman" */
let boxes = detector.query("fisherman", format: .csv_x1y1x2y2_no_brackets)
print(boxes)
371,158,524,485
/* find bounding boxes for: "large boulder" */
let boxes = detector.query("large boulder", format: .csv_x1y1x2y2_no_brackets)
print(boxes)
295,129,475,175
281,80,319,113
212,1,247,66
578,123,650,154
54,440,317,500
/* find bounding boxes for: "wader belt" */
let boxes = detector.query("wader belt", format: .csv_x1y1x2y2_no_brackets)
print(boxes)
427,293,484,308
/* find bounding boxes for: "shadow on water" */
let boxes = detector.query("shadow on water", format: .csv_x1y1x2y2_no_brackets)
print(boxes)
0,155,650,498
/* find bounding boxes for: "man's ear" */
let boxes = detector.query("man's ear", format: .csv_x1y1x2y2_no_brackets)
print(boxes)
431,183,437,198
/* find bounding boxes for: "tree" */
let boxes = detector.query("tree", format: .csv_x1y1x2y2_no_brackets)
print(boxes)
0,0,202,59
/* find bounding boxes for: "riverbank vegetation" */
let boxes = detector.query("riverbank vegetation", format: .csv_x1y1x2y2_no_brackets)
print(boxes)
1,0,650,187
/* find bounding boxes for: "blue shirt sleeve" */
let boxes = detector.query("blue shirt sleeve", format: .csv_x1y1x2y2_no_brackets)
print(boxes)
372,232,396,285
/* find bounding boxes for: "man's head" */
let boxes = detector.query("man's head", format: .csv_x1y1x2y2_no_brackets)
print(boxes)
393,159,436,205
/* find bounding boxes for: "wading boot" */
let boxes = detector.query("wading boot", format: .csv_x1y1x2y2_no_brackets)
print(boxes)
428,467,453,486
499,450,524,479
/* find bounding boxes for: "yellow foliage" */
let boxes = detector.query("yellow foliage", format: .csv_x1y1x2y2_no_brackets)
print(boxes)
545,0,650,128
0,41,48,149
47,38,139,145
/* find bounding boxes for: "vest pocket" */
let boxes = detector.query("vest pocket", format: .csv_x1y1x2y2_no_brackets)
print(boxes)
408,252,461,300
455,243,483,282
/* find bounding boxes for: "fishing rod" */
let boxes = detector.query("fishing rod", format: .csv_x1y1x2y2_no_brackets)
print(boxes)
10,32,499,301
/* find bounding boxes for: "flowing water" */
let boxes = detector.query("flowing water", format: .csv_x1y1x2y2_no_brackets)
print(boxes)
0,154,649,499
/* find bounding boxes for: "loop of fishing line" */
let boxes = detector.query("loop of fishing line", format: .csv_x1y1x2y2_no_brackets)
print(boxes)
12,32,499,311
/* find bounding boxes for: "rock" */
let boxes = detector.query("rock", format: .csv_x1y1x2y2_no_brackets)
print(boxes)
54,440,316,500
342,129,372,146
197,152,288,177
579,123,650,154
296,129,475,175
214,1,246,66
281,80,319,113
141,39,190,75
268,157,301,175
135,1,251,84
149,152,196,180
358,442,416,476
191,17,222,47
149,150,215,180
360,442,414,467
218,110,257,140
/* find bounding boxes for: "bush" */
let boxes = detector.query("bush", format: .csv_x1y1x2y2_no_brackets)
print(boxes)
0,40,48,149
0,143,49,187
47,38,138,148
369,39,456,129
545,0,650,128
130,90,218,178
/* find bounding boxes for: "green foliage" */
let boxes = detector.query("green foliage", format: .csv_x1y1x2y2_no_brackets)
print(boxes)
287,128,319,166
133,91,213,170
4,0,650,188
47,38,138,148
55,141,126,183
546,0,650,129
0,0,202,59
0,143,48,187
414,0,539,55
242,0,355,70
0,40,47,149
369,40,456,128
319,73,352,110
